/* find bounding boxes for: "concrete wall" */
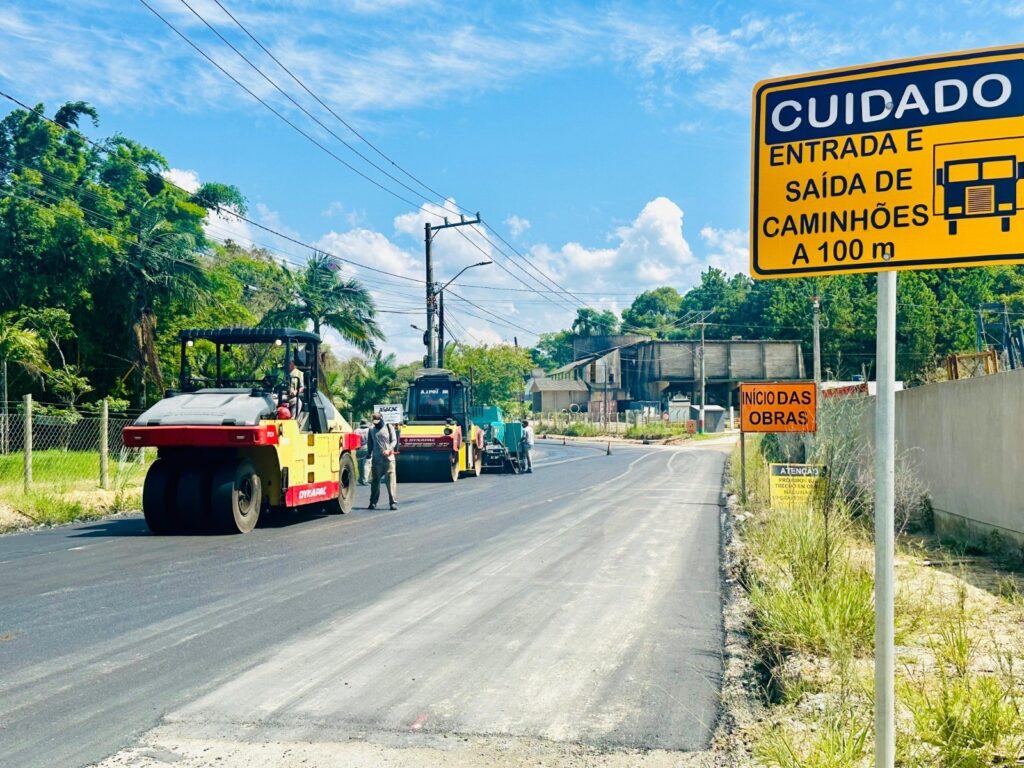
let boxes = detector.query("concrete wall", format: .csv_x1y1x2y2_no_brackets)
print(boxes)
880,370,1024,548
533,389,588,413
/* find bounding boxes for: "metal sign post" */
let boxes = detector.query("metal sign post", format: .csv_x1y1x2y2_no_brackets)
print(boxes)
751,47,1024,766
739,429,747,504
874,270,897,766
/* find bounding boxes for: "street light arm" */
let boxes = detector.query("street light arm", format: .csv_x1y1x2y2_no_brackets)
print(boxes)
439,261,492,292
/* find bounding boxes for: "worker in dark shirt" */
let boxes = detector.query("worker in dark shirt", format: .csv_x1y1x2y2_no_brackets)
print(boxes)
366,412,398,510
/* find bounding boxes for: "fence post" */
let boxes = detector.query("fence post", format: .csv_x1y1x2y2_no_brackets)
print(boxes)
23,394,32,493
1,359,8,455
100,398,109,490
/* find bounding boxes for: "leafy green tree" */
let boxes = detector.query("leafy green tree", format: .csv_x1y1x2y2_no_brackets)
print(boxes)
0,102,245,405
896,271,939,381
531,330,574,370
0,311,48,378
265,251,382,353
445,343,533,411
621,287,682,337
571,307,619,337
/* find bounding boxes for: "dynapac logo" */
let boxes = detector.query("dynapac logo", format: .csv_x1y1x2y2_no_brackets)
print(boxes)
297,486,329,501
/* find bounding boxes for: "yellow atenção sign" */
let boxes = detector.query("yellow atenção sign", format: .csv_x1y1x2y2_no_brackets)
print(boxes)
751,45,1024,278
769,464,828,509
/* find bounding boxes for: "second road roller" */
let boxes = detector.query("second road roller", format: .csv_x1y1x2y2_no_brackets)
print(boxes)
395,368,484,482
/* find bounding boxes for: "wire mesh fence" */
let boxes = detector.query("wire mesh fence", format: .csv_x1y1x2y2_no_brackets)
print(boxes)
0,398,150,526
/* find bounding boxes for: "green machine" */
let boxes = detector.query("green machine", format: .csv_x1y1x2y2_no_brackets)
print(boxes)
475,406,527,474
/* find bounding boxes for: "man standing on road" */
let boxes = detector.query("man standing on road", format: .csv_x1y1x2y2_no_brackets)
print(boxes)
355,419,370,486
520,419,535,473
367,412,398,510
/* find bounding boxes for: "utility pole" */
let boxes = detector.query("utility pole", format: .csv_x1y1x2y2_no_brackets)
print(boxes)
603,360,609,431
1,359,7,455
699,320,706,434
425,222,435,367
812,293,822,385
684,309,716,436
423,213,481,368
438,290,445,368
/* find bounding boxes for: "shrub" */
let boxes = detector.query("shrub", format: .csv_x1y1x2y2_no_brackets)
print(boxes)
901,586,1024,767
563,421,602,437
757,701,872,768
623,423,687,440
13,492,91,526
745,503,876,658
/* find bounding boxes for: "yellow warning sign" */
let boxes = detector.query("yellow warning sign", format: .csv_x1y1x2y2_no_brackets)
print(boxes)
751,45,1024,278
769,464,827,509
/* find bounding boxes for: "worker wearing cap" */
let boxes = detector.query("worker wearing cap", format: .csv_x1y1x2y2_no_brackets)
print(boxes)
367,412,398,510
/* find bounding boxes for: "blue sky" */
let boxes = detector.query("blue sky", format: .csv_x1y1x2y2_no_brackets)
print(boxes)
1,0,1021,359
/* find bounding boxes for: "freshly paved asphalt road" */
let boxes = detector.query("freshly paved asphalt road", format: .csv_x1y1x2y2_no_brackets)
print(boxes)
0,440,728,768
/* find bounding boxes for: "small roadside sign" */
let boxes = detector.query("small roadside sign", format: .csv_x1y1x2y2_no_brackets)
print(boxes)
751,45,1024,278
739,382,817,433
374,403,403,425
769,463,827,509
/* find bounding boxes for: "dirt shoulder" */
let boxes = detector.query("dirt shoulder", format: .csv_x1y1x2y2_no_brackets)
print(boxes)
95,729,721,768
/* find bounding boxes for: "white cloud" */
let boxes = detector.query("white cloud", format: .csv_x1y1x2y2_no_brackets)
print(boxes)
533,196,694,291
700,226,749,276
322,201,366,227
505,215,531,238
316,227,420,280
0,1,591,121
163,167,200,193
461,326,504,346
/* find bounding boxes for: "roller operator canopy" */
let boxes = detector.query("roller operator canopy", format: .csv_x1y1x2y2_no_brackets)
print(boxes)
178,328,322,345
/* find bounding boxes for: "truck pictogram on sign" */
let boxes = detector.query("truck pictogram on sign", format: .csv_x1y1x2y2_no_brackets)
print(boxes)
934,138,1024,235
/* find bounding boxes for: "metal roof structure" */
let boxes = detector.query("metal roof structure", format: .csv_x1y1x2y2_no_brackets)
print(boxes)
178,328,321,344
531,378,589,393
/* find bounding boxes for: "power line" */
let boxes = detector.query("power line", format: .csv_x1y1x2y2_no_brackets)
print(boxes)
0,90,436,287
204,0,585,310
208,0,456,211
480,218,586,308
0,100,580,328
449,226,578,313
136,1,586,312
445,288,540,335
136,0,430,212
175,0,445,212
151,1,590,312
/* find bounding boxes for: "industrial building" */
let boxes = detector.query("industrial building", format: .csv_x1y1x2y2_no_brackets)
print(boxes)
530,335,806,416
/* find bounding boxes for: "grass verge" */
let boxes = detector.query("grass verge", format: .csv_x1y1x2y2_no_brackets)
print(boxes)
0,449,148,531
730,437,1024,768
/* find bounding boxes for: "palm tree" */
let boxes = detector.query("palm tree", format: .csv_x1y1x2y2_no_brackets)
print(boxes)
125,211,210,394
0,313,48,377
265,252,382,353
350,353,401,418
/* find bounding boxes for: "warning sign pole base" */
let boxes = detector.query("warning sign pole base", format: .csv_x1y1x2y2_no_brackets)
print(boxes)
874,269,897,768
